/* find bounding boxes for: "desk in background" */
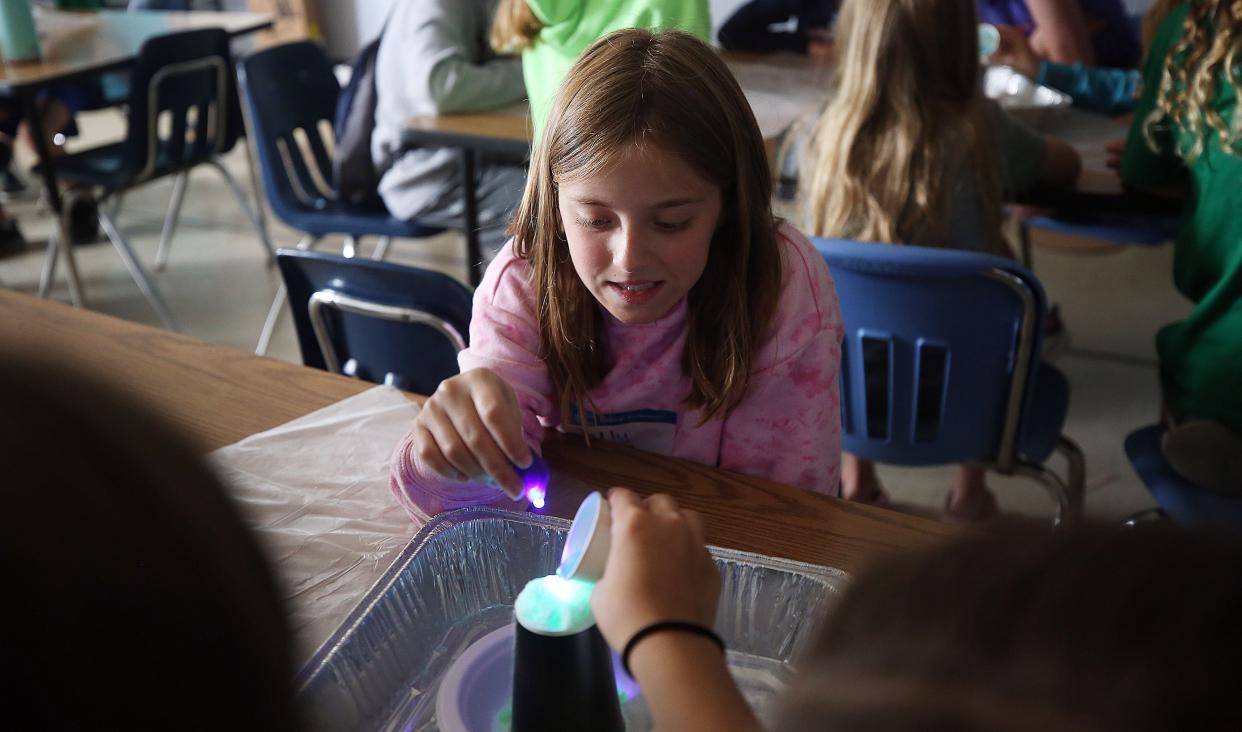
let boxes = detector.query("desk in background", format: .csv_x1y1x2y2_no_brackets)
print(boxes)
0,9,272,307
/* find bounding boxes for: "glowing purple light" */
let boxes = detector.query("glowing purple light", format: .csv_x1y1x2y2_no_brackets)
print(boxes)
515,454,550,510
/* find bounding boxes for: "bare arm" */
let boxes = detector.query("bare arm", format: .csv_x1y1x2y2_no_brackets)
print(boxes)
1039,136,1082,186
1026,0,1095,64
591,490,761,732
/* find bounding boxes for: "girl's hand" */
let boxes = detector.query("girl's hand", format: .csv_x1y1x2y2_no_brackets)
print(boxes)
411,368,532,498
989,24,1041,79
590,489,720,652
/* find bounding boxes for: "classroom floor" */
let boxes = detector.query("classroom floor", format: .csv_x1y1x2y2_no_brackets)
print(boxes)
0,109,1191,525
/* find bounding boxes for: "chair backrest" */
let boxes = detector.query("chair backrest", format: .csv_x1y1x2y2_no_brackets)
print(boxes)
123,27,235,183
814,238,1048,468
237,41,341,224
276,250,473,394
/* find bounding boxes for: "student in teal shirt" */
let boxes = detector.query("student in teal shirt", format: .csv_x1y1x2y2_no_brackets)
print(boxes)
491,0,712,139
1121,1,1242,492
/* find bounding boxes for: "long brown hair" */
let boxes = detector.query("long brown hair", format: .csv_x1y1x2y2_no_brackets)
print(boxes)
778,521,1242,731
802,0,1004,252
490,0,544,54
1143,0,1242,162
510,28,782,425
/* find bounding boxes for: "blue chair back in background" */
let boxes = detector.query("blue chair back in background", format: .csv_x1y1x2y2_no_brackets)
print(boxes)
276,250,473,395
813,238,1085,524
237,41,443,240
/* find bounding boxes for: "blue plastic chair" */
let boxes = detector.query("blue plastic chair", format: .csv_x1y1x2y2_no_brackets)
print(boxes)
276,249,473,395
813,238,1085,525
1124,425,1242,532
1017,213,1177,267
42,28,271,330
238,41,450,354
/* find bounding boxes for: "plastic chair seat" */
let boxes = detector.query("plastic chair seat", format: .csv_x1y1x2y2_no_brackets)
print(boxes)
1125,425,1242,530
269,197,446,240
1024,213,1176,247
51,140,197,190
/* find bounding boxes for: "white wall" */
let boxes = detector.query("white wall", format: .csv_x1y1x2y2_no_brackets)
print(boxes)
318,0,395,60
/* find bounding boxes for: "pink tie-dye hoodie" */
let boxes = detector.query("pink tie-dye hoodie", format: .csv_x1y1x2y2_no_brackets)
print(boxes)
390,222,843,524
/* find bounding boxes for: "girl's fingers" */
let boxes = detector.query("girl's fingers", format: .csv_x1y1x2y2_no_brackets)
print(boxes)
446,402,523,497
473,387,532,469
645,492,681,517
607,487,644,518
423,403,483,480
413,424,463,481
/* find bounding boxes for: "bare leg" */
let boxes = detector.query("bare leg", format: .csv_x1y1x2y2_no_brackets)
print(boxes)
841,453,889,504
944,465,999,523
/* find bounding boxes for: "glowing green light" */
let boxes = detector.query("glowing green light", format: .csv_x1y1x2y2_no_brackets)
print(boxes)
514,574,596,635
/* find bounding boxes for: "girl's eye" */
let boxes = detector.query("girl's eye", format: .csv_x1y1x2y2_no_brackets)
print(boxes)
576,216,610,230
655,220,691,232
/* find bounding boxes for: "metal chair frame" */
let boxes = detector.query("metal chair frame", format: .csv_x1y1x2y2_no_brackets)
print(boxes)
308,288,466,383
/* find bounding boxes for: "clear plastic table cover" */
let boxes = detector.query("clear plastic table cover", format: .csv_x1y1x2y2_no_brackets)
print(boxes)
208,385,420,663
297,507,850,731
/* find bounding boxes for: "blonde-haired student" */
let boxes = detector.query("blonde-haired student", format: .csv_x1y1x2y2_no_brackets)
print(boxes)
1120,0,1242,492
390,29,844,523
490,0,711,139
801,0,1080,521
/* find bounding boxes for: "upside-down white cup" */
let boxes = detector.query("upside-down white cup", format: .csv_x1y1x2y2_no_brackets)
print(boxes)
557,491,611,581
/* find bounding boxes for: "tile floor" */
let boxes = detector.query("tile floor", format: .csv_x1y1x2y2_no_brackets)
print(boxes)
0,109,1191,524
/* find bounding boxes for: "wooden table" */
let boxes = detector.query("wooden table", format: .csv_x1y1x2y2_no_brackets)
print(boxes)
0,288,954,574
0,9,272,309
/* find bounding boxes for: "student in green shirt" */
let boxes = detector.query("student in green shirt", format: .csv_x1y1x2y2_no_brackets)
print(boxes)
1120,0,1242,492
491,0,712,140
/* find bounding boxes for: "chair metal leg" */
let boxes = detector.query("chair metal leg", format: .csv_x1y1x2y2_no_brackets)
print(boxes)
154,172,189,272
1014,462,1074,528
98,207,178,330
109,191,125,221
1018,220,1034,269
1123,507,1168,527
211,157,275,265
238,140,273,266
1054,436,1086,514
373,235,392,261
343,235,358,259
255,233,320,356
38,229,60,298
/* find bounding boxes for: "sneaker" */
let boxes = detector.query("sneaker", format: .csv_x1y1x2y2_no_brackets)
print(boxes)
63,188,101,245
0,218,28,257
1161,420,1242,495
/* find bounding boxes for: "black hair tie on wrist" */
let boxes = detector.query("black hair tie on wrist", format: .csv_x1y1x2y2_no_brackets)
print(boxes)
621,620,726,678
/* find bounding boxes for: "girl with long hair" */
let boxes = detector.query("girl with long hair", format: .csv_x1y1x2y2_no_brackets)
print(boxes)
801,0,1080,520
1121,0,1242,492
390,29,844,523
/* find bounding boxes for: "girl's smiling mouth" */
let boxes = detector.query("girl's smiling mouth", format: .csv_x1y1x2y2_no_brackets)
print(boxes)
607,280,664,304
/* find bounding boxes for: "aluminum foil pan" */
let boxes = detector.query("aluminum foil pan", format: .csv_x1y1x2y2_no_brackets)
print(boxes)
984,64,1072,130
298,507,849,731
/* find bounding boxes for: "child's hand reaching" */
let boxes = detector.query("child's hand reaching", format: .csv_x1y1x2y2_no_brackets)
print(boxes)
989,24,1042,80
411,367,532,498
590,489,720,651
590,489,759,732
